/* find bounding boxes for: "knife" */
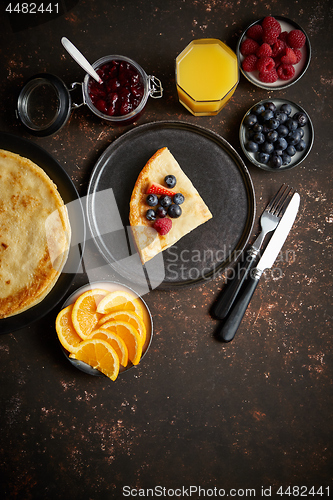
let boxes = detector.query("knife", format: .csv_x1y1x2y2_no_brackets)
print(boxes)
216,191,300,343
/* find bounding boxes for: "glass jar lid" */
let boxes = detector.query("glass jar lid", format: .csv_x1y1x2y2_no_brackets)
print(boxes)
16,73,72,136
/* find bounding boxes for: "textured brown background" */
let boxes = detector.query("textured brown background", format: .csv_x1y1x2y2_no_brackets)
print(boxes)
0,0,332,498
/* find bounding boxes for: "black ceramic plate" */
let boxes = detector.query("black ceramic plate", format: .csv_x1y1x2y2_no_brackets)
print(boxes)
237,16,311,91
87,121,255,288
239,98,314,171
0,132,85,334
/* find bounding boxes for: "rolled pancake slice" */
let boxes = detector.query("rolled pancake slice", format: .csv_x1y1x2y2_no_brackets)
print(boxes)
0,149,71,319
129,147,212,264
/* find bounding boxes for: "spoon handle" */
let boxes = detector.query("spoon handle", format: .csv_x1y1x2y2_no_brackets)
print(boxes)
61,37,101,83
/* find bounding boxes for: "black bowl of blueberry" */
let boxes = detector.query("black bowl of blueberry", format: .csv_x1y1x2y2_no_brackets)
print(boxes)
239,98,314,171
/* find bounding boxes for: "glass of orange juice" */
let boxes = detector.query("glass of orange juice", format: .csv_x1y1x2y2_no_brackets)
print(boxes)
175,39,239,116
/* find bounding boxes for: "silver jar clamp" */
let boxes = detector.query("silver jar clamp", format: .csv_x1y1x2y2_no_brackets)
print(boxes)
148,76,163,99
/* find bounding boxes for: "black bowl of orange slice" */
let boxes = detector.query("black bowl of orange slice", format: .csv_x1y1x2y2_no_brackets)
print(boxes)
55,281,153,380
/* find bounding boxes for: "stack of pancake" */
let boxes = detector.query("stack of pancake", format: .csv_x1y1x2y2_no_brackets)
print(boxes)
0,149,71,319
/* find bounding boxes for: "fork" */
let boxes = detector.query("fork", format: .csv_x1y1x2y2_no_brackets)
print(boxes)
213,184,294,320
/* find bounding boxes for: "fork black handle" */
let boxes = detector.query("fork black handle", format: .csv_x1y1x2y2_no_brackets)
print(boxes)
215,273,260,342
213,250,257,320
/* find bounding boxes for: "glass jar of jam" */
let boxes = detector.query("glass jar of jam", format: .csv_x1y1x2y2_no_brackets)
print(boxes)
83,55,163,124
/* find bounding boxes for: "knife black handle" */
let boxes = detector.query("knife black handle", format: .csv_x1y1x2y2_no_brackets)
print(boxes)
213,251,257,320
215,274,260,342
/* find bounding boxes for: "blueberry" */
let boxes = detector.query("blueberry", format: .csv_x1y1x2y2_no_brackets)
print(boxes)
159,195,172,208
266,130,278,143
246,141,259,153
287,129,302,145
275,137,288,151
261,142,274,154
252,104,265,115
275,111,288,123
286,118,298,131
253,132,265,144
244,113,258,127
246,129,254,140
164,174,177,188
146,209,156,221
293,111,308,127
298,128,304,138
261,109,274,121
280,103,292,116
267,118,280,130
295,139,307,152
270,154,282,169
277,125,289,138
286,145,296,156
168,204,182,218
156,206,167,218
257,152,270,164
146,194,158,207
281,153,292,165
264,101,276,112
253,123,263,133
173,193,185,205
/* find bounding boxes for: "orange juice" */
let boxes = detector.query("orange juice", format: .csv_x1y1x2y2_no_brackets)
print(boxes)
176,39,239,116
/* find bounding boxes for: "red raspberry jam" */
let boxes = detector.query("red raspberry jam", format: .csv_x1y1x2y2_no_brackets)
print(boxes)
88,60,144,117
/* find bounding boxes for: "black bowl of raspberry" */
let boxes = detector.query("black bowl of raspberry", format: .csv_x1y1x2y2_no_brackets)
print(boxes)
237,16,311,90
239,98,314,172
83,55,163,124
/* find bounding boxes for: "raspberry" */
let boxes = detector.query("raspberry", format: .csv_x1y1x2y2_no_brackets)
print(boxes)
273,57,282,69
287,29,306,48
240,38,259,56
293,48,302,63
256,43,272,58
256,56,275,73
242,54,258,72
262,16,281,33
259,69,278,83
246,24,263,41
279,31,289,43
271,39,286,57
262,26,280,44
281,47,297,65
277,63,295,80
153,218,172,235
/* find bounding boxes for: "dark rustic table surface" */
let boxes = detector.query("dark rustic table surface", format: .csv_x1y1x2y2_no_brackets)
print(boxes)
0,1,332,499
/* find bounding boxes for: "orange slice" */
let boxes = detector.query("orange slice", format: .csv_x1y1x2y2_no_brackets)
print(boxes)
96,290,143,319
55,304,82,352
69,338,120,381
98,310,146,344
101,320,143,365
88,328,128,367
71,288,108,340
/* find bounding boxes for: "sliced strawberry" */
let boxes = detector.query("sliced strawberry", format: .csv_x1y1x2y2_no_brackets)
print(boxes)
147,182,175,196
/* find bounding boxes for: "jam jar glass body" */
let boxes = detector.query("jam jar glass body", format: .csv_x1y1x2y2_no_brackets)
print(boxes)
82,55,162,124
